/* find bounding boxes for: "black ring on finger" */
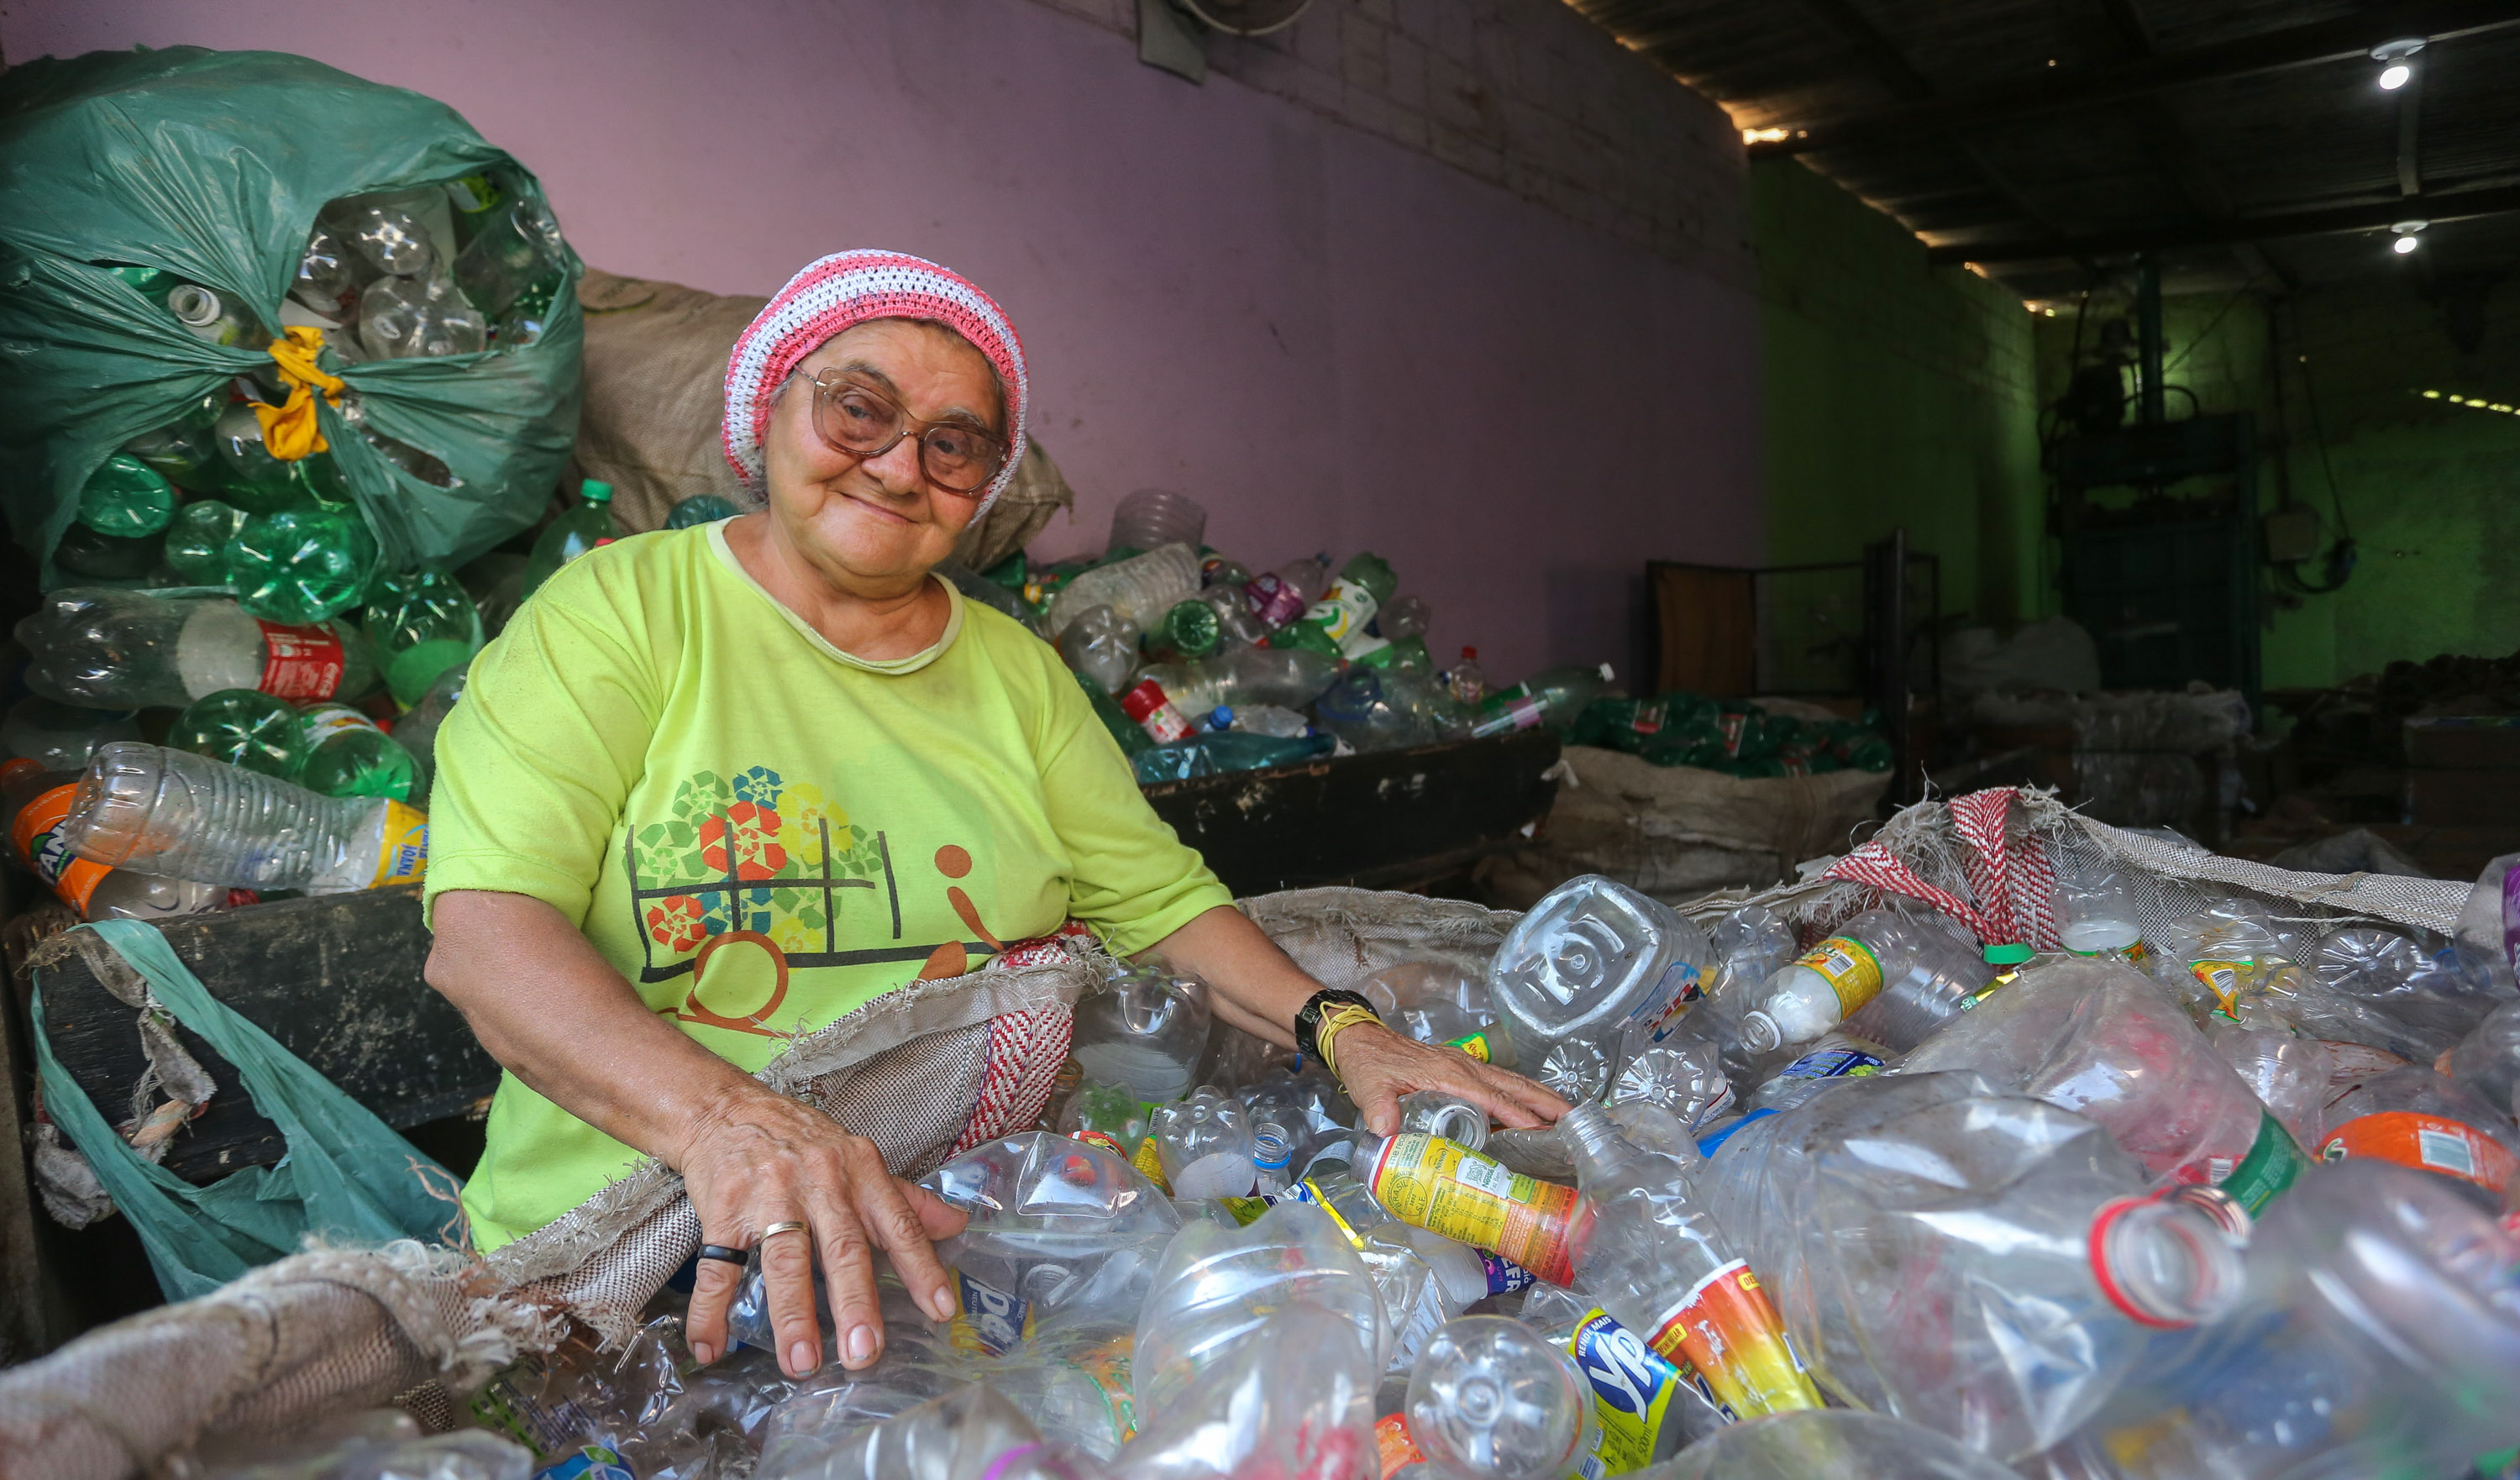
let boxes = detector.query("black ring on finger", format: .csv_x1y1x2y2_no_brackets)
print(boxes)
696,1243,749,1265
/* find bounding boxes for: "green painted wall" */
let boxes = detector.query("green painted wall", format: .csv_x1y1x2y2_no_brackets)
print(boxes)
2034,279,2520,690
1753,160,2048,631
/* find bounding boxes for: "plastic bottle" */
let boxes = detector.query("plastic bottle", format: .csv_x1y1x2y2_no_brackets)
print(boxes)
164,499,246,585
1447,648,1487,707
167,690,307,779
2204,1011,2333,1142
1069,968,1211,1106
1109,488,1207,555
1471,664,1613,739
2315,1065,2518,1208
1114,1303,1378,1480
1253,1125,1295,1196
1558,1102,1820,1420
3,697,139,773
1225,702,1310,738
228,505,381,625
1487,874,1712,1072
1744,1031,1898,1113
1200,552,1252,590
334,201,441,277
1195,584,1269,652
452,196,563,319
51,523,165,582
1711,903,1798,989
1608,1037,1735,1130
1276,553,1398,660
164,282,260,347
1361,1131,1579,1286
210,401,346,514
1405,1316,1599,1480
921,1131,1183,1343
2442,999,2520,1123
665,492,742,529
757,1384,1075,1480
61,742,428,895
1654,1411,2024,1480
1058,605,1142,695
2055,868,2149,963
359,564,484,708
1047,543,1201,639
294,703,420,800
5,761,226,923
1156,1087,1257,1199
1229,646,1341,709
1379,595,1433,643
291,227,357,312
1738,907,1990,1053
1361,961,1494,1048
17,590,378,711
1315,669,1427,753
2312,924,2429,999
525,480,621,595
1398,1091,1488,1151
2044,1160,2520,1480
1057,1079,1161,1178
1903,958,2301,1210
1116,677,1195,744
1242,554,1331,631
75,454,177,538
390,660,467,809
1147,598,1222,660
1132,1199,1385,1411
357,273,486,360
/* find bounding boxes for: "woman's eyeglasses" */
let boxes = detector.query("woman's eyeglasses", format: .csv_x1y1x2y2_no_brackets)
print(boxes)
807,370,1008,496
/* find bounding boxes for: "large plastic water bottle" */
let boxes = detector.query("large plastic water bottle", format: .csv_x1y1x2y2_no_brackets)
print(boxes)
167,690,307,779
228,505,381,624
17,590,378,711
4,761,224,923
1046,543,1200,639
61,743,427,895
1057,605,1141,695
524,480,621,594
1068,968,1211,1105
1131,1199,1384,1410
361,564,484,706
1737,907,1990,1053
1404,1316,1599,1480
1487,874,1712,1082
1558,1102,1822,1421
1154,1087,1257,1199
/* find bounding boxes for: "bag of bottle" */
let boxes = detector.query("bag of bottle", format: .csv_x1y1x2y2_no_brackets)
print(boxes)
0,47,583,583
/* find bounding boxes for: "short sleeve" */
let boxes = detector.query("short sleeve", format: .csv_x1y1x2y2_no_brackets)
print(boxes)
1033,660,1234,953
422,565,660,930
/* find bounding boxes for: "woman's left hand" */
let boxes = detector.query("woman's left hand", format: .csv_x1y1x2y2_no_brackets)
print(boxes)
1331,1021,1571,1136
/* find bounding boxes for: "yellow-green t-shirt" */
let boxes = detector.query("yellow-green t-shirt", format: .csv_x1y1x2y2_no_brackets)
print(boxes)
424,522,1231,1250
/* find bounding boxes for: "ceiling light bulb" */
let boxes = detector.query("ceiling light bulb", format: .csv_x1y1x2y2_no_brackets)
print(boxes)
2393,234,2421,254
2379,62,2412,90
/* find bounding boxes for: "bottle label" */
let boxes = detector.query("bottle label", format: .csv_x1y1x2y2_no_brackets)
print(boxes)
1289,1177,1369,1249
1793,937,1885,1016
1119,680,1195,743
533,1446,634,1480
1244,574,1309,628
302,702,381,744
257,620,348,701
1445,1031,1494,1063
2219,1109,2308,1212
1774,1046,1885,1083
1718,711,1749,757
8,781,109,912
2187,958,2251,1019
1300,577,1380,646
1366,1131,1576,1284
1628,701,1667,737
2319,1111,2517,1194
1131,1134,1172,1193
1074,1128,1131,1161
1375,1414,1427,1480
1216,1194,1276,1226
1054,1332,1138,1449
1482,1251,1538,1295
1639,1259,1819,1419
947,1268,1033,1357
2067,937,2152,967
1568,1307,1695,1472
1632,962,1707,1045
370,800,429,887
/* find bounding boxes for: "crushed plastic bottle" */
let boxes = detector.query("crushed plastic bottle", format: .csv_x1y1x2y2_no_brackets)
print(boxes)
1069,968,1210,1105
1739,907,1991,1054
1132,1199,1385,1409
922,1133,1183,1347
1153,1087,1256,1199
1488,874,1711,1095
1404,1315,1599,1480
18,590,378,711
5,761,225,923
61,742,426,895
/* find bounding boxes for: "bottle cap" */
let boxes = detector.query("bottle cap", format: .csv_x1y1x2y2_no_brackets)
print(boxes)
580,480,614,503
1210,706,1235,729
1984,943,2034,965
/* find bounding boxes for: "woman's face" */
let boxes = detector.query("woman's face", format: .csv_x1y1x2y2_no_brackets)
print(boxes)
761,318,1005,590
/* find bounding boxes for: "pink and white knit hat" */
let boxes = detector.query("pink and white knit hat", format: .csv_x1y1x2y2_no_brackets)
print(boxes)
722,249,1030,514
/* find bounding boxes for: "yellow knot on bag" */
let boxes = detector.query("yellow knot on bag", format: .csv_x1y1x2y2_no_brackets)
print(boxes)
250,326,346,460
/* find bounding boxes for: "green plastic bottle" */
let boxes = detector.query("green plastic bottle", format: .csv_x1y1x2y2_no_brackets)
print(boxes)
51,523,165,581
228,506,381,624
295,702,419,800
76,454,178,538
211,402,339,515
664,493,740,529
1076,669,1153,757
1273,552,1397,659
362,564,486,707
1148,598,1222,660
122,391,226,491
524,480,620,594
165,500,248,585
168,689,307,779
1472,664,1615,739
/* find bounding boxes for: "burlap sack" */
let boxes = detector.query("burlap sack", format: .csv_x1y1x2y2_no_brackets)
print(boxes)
573,268,1075,569
1478,747,1889,910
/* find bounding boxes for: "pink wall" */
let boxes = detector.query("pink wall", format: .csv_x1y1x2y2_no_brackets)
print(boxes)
2,0,1761,683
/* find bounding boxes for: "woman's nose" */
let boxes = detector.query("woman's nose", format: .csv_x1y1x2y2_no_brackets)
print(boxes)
861,434,930,499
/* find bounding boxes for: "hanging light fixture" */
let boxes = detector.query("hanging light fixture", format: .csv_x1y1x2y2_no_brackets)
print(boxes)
2391,219,2428,255
2371,38,2425,91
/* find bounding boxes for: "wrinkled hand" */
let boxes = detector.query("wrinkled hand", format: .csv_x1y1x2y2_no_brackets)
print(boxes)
1332,1021,1570,1136
677,1085,967,1378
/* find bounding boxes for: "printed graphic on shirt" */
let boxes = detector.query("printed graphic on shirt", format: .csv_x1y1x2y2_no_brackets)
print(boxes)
626,765,990,995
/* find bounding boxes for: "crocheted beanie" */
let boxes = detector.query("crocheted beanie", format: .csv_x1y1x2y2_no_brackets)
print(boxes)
722,249,1029,515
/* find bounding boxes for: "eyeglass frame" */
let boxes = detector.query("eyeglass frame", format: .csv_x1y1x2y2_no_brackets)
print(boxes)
801,367,1010,496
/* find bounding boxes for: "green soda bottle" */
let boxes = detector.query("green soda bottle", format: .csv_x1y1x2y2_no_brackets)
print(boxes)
1472,663,1614,739
1076,669,1153,757
212,402,332,514
664,493,740,529
168,689,307,778
164,501,247,585
76,455,177,538
123,391,227,491
523,480,619,595
1278,552,1397,660
295,702,419,800
362,564,486,707
1148,598,1221,660
228,506,381,624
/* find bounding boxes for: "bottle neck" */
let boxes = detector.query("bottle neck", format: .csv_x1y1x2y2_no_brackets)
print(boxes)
1559,1102,1628,1181
2089,1195,2246,1329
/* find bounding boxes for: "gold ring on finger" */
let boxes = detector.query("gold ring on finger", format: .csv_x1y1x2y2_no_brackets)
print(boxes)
761,1220,810,1240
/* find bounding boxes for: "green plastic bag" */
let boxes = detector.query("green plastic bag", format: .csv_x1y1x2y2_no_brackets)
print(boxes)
30,919,467,1301
0,46,583,584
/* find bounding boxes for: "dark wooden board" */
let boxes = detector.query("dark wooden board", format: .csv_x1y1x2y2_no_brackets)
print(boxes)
1143,730,1562,895
30,884,500,1185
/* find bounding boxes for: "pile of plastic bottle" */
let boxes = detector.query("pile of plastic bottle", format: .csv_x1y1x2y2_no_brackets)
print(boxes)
184,845,2520,1480
1570,695,1892,778
959,489,1617,783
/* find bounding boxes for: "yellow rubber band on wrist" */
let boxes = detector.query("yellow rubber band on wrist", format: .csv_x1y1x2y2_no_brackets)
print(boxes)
1314,1003,1383,1082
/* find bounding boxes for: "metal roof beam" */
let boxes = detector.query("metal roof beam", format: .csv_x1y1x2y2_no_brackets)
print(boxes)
1926,182,2520,264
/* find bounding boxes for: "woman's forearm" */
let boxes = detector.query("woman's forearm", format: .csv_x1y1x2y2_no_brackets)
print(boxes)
424,889,763,1168
1137,904,1320,1048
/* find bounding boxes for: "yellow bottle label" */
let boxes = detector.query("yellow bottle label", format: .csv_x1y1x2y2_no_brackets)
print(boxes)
1131,1134,1171,1194
371,799,429,886
1793,936,1884,1016
1445,1031,1494,1063
1367,1132,1575,1283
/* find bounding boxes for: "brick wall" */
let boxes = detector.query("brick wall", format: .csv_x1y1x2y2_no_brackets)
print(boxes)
1018,0,1752,286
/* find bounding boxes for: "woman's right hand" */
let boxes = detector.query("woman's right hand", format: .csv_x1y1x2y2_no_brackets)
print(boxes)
675,1084,969,1378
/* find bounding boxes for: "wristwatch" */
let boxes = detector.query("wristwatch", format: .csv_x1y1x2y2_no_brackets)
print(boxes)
1294,988,1379,1065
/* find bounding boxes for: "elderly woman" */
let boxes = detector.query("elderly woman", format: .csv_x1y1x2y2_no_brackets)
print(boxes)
423,250,1566,1381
